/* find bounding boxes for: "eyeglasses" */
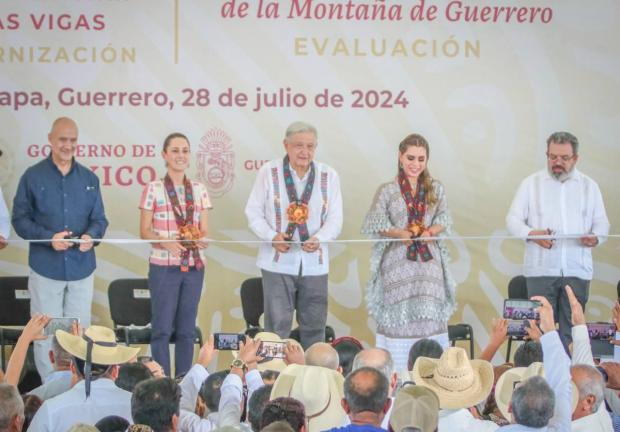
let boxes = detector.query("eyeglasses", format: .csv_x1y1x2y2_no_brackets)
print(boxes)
547,153,574,162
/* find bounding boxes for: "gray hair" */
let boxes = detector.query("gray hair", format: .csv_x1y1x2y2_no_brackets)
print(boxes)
352,348,394,383
305,342,340,370
52,335,73,369
571,364,605,413
547,131,579,155
0,384,24,431
511,376,555,428
284,121,317,140
344,367,389,414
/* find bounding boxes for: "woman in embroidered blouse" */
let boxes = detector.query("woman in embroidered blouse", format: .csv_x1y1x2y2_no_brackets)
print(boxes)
362,133,456,371
139,132,211,377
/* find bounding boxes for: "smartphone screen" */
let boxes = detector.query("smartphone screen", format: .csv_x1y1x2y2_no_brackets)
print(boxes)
256,340,286,359
586,323,616,340
214,333,245,350
44,317,79,336
507,320,529,337
503,299,541,320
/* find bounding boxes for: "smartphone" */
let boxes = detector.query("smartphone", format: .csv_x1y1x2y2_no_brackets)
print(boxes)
586,322,616,340
503,299,541,320
214,333,245,350
44,317,79,336
256,340,286,359
507,319,530,337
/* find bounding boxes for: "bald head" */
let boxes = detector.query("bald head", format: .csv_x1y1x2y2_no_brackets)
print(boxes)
50,117,78,135
48,117,78,166
352,349,393,379
304,342,339,370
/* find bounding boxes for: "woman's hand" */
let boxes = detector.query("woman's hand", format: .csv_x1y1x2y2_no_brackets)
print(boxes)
397,229,413,246
161,239,186,257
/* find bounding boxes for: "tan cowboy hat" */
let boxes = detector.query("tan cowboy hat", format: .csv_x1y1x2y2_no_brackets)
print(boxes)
389,385,439,432
412,346,494,410
56,326,139,365
494,361,578,420
271,364,346,432
233,332,302,372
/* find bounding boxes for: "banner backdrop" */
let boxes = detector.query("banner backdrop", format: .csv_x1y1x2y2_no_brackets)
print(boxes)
1,0,618,364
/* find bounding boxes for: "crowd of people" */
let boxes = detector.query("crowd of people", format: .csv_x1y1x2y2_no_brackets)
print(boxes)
1,286,620,432
0,117,613,431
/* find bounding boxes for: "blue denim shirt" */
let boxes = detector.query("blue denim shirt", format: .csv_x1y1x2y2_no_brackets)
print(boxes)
12,157,108,281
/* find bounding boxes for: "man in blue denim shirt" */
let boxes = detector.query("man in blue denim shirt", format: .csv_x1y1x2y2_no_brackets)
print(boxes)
12,117,108,379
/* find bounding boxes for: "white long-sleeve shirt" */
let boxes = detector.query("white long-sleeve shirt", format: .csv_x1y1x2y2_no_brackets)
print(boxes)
0,186,9,238
27,379,132,432
245,158,343,276
506,169,609,280
218,369,263,430
541,331,572,432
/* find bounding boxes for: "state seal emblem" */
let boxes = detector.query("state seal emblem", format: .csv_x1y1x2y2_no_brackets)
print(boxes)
197,128,235,197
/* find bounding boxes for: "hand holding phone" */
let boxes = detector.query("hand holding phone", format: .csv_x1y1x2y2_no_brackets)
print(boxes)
256,340,286,359
214,333,245,350
503,299,541,320
507,320,530,337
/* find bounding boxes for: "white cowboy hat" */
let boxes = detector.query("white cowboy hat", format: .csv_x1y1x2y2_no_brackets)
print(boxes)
56,325,139,398
271,364,346,432
412,346,494,410
494,361,578,420
56,326,139,365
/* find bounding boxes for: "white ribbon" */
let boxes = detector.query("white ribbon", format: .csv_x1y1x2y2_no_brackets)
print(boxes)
4,233,618,245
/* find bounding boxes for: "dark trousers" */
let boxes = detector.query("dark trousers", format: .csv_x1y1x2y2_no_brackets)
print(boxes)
149,264,204,377
526,276,589,350
261,269,328,349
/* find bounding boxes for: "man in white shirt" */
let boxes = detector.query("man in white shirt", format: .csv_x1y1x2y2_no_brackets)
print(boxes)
28,335,73,401
27,325,139,432
506,131,610,347
495,296,573,432
565,285,614,432
245,121,343,349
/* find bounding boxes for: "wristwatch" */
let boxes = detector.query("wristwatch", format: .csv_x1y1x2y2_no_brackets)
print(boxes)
230,358,246,370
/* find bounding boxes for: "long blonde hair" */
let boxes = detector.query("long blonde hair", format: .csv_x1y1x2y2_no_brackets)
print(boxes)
398,134,437,207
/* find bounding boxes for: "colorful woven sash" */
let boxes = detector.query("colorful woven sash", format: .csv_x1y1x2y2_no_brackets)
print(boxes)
398,168,433,262
163,174,204,272
282,155,315,242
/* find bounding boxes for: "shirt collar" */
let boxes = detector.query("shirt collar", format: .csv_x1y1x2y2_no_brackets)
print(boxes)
46,155,76,176
43,369,73,384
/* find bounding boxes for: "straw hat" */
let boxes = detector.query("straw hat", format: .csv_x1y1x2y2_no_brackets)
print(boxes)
494,361,578,420
271,364,346,432
412,346,494,409
56,326,139,365
389,385,439,432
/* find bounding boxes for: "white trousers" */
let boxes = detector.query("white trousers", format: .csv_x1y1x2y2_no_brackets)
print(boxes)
376,332,450,377
28,270,94,379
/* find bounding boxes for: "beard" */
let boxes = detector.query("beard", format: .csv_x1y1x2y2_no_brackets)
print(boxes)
548,164,574,182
